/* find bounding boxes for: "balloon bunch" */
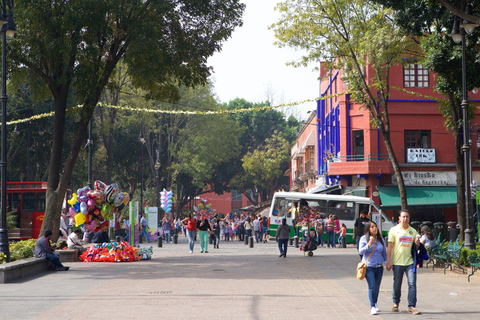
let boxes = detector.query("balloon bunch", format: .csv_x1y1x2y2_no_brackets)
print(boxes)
67,180,130,233
79,241,149,262
160,189,173,213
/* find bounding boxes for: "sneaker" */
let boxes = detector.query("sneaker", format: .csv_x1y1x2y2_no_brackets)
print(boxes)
408,308,421,315
189,251,193,254
392,304,399,312
371,307,378,315
205,251,208,253
374,304,380,312
56,267,67,271
200,251,204,253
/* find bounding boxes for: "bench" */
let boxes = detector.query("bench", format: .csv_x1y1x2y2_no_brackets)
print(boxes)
425,234,446,269
0,257,51,283
431,240,465,274
0,249,78,283
467,255,480,282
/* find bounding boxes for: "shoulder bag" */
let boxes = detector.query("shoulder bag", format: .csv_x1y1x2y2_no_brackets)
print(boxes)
356,240,377,280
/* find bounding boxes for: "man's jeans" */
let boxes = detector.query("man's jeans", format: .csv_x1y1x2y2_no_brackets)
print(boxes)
140,226,149,243
278,238,288,256
45,252,63,268
393,264,416,308
164,230,171,243
326,230,336,248
254,230,260,242
365,266,384,307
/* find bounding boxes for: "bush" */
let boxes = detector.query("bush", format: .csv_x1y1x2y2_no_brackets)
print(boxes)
0,239,37,264
459,243,480,267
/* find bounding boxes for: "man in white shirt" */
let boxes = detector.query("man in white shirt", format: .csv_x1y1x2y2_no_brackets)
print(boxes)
253,216,261,243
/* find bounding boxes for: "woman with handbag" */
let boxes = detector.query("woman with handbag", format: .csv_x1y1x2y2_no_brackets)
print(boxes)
358,221,387,315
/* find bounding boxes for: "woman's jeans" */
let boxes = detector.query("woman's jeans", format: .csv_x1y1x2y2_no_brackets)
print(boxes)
212,233,220,246
365,266,384,307
393,264,416,308
278,238,288,256
326,230,336,248
199,230,209,252
186,230,196,251
245,229,252,238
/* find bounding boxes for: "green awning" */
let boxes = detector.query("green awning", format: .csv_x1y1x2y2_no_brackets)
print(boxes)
377,186,457,209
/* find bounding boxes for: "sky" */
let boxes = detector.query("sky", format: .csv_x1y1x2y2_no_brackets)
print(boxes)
207,0,320,119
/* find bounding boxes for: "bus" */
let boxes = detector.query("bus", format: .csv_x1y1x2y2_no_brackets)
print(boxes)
268,192,394,243
6,182,47,240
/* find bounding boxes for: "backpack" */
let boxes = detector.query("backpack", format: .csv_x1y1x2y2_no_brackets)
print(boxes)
317,221,324,234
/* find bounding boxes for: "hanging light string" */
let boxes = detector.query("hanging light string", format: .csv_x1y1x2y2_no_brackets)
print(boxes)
4,87,443,125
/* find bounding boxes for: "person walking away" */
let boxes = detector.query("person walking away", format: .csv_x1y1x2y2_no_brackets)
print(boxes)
162,216,172,243
210,214,221,249
140,214,149,243
359,221,387,315
244,217,253,240
316,215,325,247
386,209,421,315
276,218,290,257
181,212,197,253
253,216,261,243
337,223,347,247
122,219,130,241
34,230,69,271
354,210,370,256
197,213,212,253
325,215,336,248
333,215,340,244
262,216,269,243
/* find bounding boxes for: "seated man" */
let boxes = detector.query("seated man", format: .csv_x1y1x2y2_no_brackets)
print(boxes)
67,229,86,254
34,230,69,271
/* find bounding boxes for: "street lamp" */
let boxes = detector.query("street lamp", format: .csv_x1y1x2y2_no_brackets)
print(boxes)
86,119,93,189
0,0,15,263
154,149,161,219
139,130,145,221
450,15,478,249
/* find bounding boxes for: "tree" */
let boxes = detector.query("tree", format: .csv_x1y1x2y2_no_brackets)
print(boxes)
372,0,480,241
272,0,410,209
9,0,245,240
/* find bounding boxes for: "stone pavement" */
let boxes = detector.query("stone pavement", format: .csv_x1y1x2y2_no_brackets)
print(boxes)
1,236,480,320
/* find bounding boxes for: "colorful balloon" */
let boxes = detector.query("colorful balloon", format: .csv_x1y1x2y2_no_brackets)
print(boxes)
74,213,86,227
80,202,88,215
94,180,107,192
104,183,119,203
67,193,78,206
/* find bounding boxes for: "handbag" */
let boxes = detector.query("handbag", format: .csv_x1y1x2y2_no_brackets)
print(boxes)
356,239,377,280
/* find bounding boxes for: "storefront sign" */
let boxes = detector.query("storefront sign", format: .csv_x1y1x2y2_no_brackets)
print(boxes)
407,148,436,163
392,171,456,186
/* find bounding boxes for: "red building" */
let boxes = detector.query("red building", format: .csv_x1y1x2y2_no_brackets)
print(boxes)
291,60,480,224
187,190,254,216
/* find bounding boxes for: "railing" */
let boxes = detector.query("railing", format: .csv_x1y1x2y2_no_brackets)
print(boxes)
329,154,390,162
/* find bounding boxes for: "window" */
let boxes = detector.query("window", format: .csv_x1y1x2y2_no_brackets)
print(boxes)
403,63,429,88
231,190,242,202
405,130,431,148
328,200,355,221
22,193,36,211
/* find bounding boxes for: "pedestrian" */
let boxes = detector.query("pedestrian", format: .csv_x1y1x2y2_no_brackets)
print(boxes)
276,218,290,257
253,216,261,243
34,230,69,271
122,219,130,241
325,215,336,248
196,213,212,253
162,216,172,243
333,215,340,244
114,215,121,239
140,214,149,243
244,217,253,240
359,221,387,315
262,216,268,243
337,223,347,247
210,214,221,249
316,215,325,247
181,212,197,253
354,210,370,256
386,209,421,315
67,229,86,254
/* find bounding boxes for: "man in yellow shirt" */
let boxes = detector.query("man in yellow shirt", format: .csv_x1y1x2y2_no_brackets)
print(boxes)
386,209,421,315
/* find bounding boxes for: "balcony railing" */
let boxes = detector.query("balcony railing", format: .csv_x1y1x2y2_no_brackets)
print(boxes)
329,154,390,162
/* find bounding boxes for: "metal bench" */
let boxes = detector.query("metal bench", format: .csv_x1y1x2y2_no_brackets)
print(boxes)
432,239,464,274
467,255,480,282
425,233,445,269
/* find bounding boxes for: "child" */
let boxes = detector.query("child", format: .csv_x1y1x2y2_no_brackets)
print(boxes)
337,223,347,247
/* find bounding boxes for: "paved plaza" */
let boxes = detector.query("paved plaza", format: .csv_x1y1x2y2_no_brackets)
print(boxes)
1,236,480,319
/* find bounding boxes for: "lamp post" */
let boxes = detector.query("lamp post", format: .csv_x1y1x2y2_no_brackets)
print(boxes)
0,1,15,263
154,149,161,219
139,131,145,220
450,15,478,249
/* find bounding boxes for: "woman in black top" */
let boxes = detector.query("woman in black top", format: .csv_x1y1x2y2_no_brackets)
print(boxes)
196,213,212,253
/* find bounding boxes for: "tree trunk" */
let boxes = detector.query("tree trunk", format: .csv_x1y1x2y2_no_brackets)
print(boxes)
380,129,408,210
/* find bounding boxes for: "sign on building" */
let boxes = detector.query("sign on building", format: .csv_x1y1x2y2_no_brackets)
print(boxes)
407,148,436,163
